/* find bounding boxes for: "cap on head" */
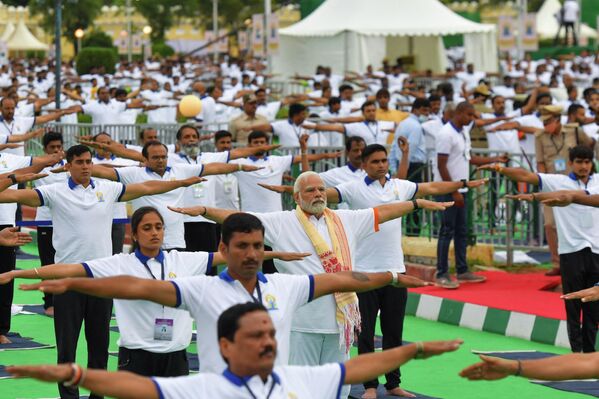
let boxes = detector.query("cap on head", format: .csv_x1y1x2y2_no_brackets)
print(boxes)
539,105,563,121
243,94,258,104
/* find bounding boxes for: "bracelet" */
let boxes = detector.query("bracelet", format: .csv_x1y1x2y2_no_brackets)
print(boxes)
531,193,537,201
201,206,208,216
414,342,425,359
461,179,468,188
62,363,83,387
514,360,523,376
237,163,243,172
7,174,17,185
389,271,398,285
34,268,40,277
412,199,419,210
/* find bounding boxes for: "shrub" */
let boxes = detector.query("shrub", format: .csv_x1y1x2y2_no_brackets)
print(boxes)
152,42,175,58
82,30,115,49
75,47,117,75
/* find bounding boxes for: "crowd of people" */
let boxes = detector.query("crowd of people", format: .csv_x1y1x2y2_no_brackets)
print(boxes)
0,50,597,398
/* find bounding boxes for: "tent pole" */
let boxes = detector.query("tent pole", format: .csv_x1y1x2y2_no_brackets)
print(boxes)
344,31,348,73
54,0,61,109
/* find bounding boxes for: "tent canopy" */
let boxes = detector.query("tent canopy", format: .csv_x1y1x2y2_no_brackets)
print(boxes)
273,0,497,76
536,0,597,40
280,0,495,37
1,22,15,42
7,20,48,51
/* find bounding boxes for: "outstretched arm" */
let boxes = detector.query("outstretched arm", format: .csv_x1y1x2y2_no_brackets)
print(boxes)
168,205,239,224
7,128,45,144
313,271,429,299
377,198,454,224
229,144,280,160
91,164,119,181
81,140,145,163
416,179,488,197
121,176,206,202
20,276,178,307
6,364,158,399
0,188,42,207
460,352,599,381
0,263,87,285
202,163,261,176
345,340,463,384
478,163,539,185
35,110,67,125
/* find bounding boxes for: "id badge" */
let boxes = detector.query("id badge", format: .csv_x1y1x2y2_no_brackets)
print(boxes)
554,158,567,173
223,180,233,194
192,183,205,198
154,318,174,341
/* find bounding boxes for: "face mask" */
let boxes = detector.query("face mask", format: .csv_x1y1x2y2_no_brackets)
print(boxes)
418,115,428,123
182,144,200,158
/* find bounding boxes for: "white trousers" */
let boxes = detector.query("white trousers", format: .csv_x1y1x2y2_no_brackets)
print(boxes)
289,331,350,399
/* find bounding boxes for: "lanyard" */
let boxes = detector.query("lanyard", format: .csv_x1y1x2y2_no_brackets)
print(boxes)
550,132,565,155
289,121,302,138
243,378,276,399
248,279,263,304
2,120,13,135
140,258,165,281
364,121,379,141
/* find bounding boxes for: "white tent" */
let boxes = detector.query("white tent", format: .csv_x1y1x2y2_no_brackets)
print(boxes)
0,22,15,42
272,0,498,77
6,20,48,52
536,0,597,41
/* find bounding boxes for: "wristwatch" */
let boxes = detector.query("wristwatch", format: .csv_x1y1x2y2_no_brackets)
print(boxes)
460,179,468,188
7,174,17,185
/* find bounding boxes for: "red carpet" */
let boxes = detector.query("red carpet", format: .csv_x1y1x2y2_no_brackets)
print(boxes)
410,271,566,320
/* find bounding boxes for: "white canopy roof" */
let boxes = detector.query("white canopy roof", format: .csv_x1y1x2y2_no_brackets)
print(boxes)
6,20,48,51
1,22,15,42
536,0,597,39
280,0,495,37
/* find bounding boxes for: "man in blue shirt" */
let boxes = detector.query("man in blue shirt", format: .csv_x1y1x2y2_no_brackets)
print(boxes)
389,98,430,236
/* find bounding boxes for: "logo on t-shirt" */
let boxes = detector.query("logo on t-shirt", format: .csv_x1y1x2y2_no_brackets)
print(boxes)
96,192,105,202
168,271,177,279
264,294,278,311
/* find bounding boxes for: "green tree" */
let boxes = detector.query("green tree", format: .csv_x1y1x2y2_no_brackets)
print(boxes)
131,0,199,42
29,0,103,46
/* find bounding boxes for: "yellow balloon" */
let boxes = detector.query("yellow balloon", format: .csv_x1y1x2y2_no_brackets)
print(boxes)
179,95,202,117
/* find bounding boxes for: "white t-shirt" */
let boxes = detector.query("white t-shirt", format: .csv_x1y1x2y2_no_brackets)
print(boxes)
563,0,579,23
233,155,294,212
538,173,599,255
0,116,34,155
516,113,543,156
481,111,522,154
0,153,32,224
337,177,417,273
456,71,486,91
254,209,378,333
84,250,213,353
271,120,310,148
319,164,366,209
257,101,282,121
433,122,472,184
172,271,313,373
35,178,126,263
116,165,204,249
345,121,394,145
81,100,127,125
92,155,138,220
169,151,230,224
213,173,240,210
154,363,344,399
33,161,68,224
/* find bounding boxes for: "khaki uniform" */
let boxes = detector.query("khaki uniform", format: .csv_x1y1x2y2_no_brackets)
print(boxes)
535,123,593,174
228,113,269,144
